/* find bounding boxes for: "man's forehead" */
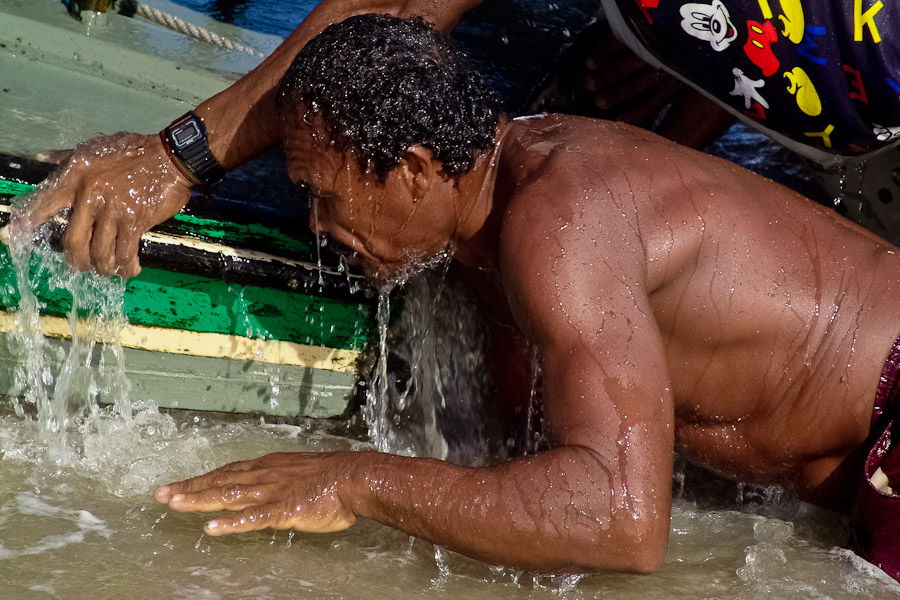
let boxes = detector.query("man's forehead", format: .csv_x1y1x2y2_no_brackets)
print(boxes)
285,119,351,181
285,111,330,151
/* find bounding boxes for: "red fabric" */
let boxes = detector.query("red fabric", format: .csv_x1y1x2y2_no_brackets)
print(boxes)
851,336,900,581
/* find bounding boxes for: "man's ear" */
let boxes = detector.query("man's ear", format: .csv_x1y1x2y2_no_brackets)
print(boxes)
399,145,435,201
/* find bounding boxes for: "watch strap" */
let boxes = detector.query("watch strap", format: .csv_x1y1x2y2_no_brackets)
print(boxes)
161,111,226,187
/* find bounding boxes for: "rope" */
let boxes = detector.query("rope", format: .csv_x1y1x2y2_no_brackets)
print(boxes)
113,0,265,57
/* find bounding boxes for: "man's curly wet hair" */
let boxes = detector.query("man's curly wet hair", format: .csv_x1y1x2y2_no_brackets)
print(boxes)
275,13,501,180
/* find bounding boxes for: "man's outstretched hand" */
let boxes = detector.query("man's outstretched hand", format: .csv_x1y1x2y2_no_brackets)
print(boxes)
19,132,194,277
155,452,359,536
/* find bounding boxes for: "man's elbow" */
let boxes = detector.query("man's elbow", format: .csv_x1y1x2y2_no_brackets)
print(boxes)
575,521,668,575
619,541,667,575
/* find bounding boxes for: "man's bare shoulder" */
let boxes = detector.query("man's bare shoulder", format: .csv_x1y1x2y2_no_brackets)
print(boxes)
493,116,664,336
497,114,674,249
500,114,703,212
504,113,662,166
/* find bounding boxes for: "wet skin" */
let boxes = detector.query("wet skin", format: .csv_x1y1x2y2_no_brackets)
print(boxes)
156,113,900,573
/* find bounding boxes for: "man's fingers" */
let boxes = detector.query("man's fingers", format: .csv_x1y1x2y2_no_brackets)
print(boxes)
31,185,76,228
154,453,357,537
615,79,682,126
164,482,271,513
156,460,268,501
157,474,226,501
62,200,96,272
204,504,285,536
90,217,118,275
115,222,143,278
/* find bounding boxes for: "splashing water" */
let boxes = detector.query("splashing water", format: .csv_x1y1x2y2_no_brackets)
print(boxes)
312,195,326,289
3,188,138,470
362,288,394,453
0,188,270,501
832,163,848,210
357,263,518,466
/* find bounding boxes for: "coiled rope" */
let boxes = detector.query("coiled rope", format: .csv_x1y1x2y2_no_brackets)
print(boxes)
111,0,264,57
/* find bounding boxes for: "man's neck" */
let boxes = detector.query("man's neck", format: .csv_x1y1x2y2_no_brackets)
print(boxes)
451,117,514,269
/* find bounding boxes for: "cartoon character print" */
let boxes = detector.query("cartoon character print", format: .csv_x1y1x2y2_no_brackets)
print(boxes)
679,0,738,51
730,68,769,109
777,0,805,43
632,0,900,155
874,124,900,143
784,66,822,116
678,0,823,127
744,20,779,77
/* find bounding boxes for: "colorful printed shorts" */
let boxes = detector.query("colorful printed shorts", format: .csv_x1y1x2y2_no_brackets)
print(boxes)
602,0,900,162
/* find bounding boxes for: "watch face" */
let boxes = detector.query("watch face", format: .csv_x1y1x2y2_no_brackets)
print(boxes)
172,121,202,148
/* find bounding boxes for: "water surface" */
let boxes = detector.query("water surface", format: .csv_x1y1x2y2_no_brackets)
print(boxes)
1,405,898,598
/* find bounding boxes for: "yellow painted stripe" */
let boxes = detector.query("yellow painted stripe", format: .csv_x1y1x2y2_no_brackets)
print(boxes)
0,312,359,373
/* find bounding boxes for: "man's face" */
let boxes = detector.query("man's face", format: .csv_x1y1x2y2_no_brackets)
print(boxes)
282,114,459,285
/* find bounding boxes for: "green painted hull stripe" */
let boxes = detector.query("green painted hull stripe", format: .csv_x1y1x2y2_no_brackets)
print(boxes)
0,179,373,351
0,179,35,197
0,246,372,351
169,212,316,257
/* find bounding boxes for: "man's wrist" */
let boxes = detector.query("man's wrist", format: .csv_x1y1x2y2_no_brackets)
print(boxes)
333,450,387,520
160,111,226,187
158,130,202,186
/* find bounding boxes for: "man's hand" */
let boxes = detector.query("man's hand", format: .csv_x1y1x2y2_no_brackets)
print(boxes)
24,132,194,277
155,452,358,536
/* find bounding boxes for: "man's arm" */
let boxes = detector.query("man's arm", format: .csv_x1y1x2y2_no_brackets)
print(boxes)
156,424,669,573
200,0,485,170
156,175,676,573
26,0,483,277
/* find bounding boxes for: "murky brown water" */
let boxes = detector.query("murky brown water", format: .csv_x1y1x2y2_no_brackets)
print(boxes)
1,404,899,599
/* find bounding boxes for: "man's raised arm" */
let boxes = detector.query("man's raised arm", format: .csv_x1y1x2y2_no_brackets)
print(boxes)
24,0,483,277
201,0,485,170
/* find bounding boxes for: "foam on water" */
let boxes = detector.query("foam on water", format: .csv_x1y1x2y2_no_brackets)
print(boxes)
1,384,899,596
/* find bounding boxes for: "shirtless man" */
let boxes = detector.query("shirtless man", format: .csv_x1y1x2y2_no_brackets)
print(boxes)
153,14,900,579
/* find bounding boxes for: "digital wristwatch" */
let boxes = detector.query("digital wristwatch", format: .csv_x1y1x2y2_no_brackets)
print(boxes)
160,111,226,187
